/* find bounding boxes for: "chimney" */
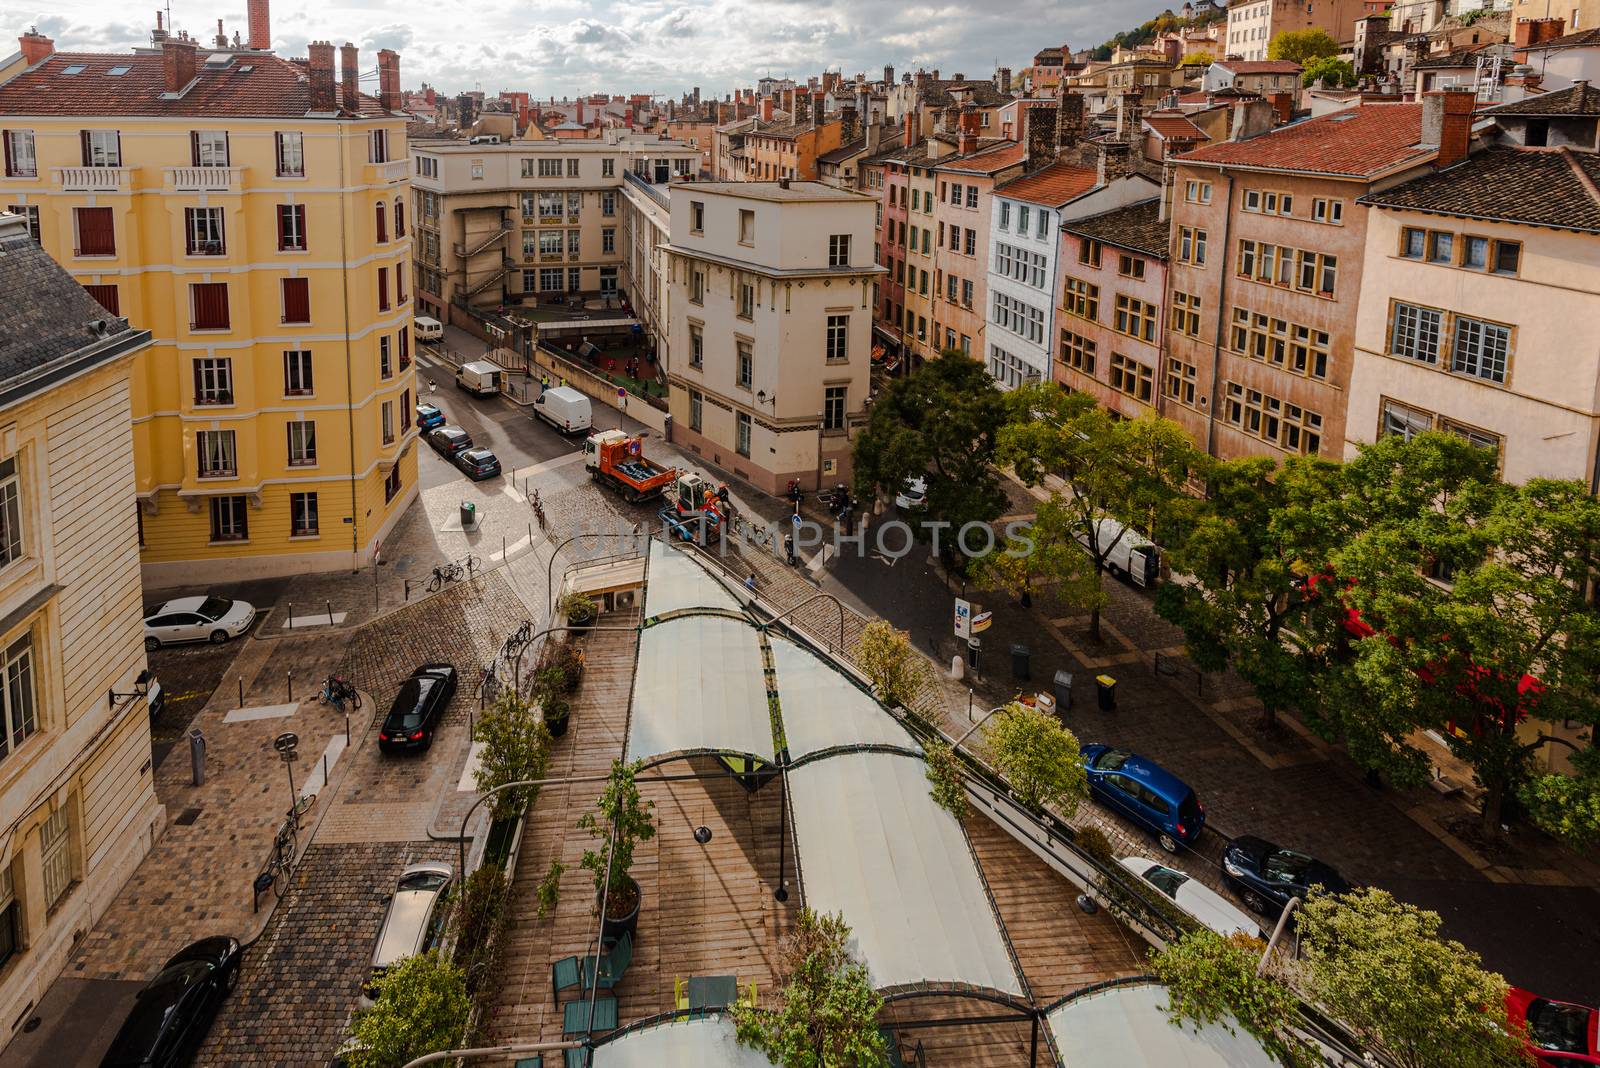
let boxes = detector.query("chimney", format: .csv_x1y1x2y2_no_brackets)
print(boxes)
884,65,894,85
161,36,198,94
152,10,168,44
246,0,270,49
377,49,400,113
941,105,960,133
577,98,585,125
953,72,964,82
1024,103,1055,168
866,115,882,154
958,105,979,154
1056,91,1085,151
841,104,858,144
761,96,775,122
307,40,336,112
340,42,359,112
996,67,1012,94
214,19,227,48
779,176,790,189
904,109,919,148
1097,140,1133,184
1267,90,1293,124
18,28,53,66
1118,91,1144,142
1421,88,1475,169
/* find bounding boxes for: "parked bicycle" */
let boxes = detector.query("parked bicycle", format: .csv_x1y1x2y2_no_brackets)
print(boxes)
428,560,465,591
318,675,361,711
264,795,313,899
529,489,547,530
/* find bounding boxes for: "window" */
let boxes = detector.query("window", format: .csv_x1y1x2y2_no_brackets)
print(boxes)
1380,398,1433,441
965,186,978,209
40,804,71,911
736,412,752,456
191,130,229,167
379,335,393,379
384,463,402,502
1170,291,1202,337
1427,231,1454,264
1222,382,1323,455
1118,254,1146,280
179,206,225,256
962,279,974,307
394,199,405,238
284,350,313,395
290,492,318,537
1243,189,1292,216
277,204,307,251
1059,329,1096,374
377,267,390,312
601,191,616,217
538,191,564,221
738,209,755,244
0,457,19,568
415,154,437,179
567,191,581,219
999,201,1011,230
369,129,390,164
1165,358,1197,406
987,343,1032,389
736,341,753,389
374,202,388,244
995,242,1048,288
74,207,115,256
1400,227,1426,259
690,268,705,304
690,201,705,232
1110,353,1155,402
399,330,410,370
281,278,311,324
992,291,1045,344
85,284,119,316
0,863,17,968
81,129,120,166
1183,180,1211,204
193,357,233,404
190,282,230,330
1451,316,1510,384
1078,238,1102,268
828,234,852,267
287,420,317,466
1312,198,1343,224
826,314,849,361
737,281,757,319
566,229,580,255
1114,295,1158,342
209,495,249,543
0,634,36,762
1062,277,1099,321
2,130,36,177
381,400,395,446
602,158,615,177
5,205,39,243
949,182,963,205
1017,206,1031,234
1439,418,1502,454
1493,240,1521,275
1177,226,1206,265
602,227,615,254
196,429,237,478
688,388,704,431
1462,235,1488,270
1390,302,1443,364
565,158,579,178
823,386,847,431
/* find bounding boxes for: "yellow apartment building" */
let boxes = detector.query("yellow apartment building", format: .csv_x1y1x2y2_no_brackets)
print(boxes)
0,30,416,582
0,210,162,1039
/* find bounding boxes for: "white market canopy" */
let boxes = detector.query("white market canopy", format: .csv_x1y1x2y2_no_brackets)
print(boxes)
591,1015,776,1068
644,539,744,618
629,614,774,762
1046,982,1281,1068
767,635,920,759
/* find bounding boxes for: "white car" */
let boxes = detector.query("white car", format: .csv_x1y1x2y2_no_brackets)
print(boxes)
360,862,454,1007
1118,855,1263,940
143,596,256,650
894,476,927,511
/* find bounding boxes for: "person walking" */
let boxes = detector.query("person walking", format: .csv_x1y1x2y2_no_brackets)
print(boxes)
540,374,549,396
784,532,796,566
745,572,758,594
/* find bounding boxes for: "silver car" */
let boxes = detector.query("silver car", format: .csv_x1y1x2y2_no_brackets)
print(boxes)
143,596,256,651
359,862,454,1006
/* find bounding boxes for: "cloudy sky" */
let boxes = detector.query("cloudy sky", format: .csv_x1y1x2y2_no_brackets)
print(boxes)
1,0,1169,98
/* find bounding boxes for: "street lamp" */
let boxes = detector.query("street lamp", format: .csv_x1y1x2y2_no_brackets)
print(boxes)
108,670,153,710
954,703,1010,749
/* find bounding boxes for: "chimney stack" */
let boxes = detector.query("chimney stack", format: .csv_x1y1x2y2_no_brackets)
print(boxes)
18,28,53,66
840,105,859,145
813,92,826,127
1421,88,1475,169
761,96,775,122
1097,140,1134,184
884,65,894,85
1266,91,1293,125
307,40,336,112
214,19,227,48
377,49,400,113
577,98,585,125
247,0,270,50
958,105,979,154
996,66,1012,94
1056,91,1085,151
340,42,359,112
1024,103,1054,168
904,109,918,148
161,36,198,94
152,10,168,44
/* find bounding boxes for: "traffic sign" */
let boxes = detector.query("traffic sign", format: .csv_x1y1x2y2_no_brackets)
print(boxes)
971,611,993,634
953,598,971,640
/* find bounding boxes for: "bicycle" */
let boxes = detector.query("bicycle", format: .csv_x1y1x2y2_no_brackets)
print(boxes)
464,553,479,576
428,561,465,592
264,801,312,899
318,675,361,712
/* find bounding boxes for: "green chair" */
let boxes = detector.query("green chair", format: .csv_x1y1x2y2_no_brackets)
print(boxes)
552,955,582,1000
880,1027,907,1068
582,931,633,990
563,995,619,1036
513,1059,543,1068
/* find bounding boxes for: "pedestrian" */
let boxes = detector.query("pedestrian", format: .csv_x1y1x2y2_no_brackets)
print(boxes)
745,572,758,593
784,533,796,566
559,376,566,388
539,374,549,396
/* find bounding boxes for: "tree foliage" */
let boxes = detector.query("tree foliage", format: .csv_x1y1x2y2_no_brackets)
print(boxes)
348,950,471,1068
473,689,553,820
1149,929,1315,1068
972,493,1102,618
1267,27,1338,64
858,621,918,710
924,737,969,820
1297,887,1530,1068
1186,49,1217,67
1520,745,1600,850
983,700,1087,816
733,909,886,1068
452,864,511,1013
578,759,657,907
1302,55,1357,87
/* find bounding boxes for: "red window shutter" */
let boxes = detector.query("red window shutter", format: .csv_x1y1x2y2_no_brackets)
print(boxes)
398,328,410,366
375,203,387,243
276,206,287,250
193,283,230,330
378,268,389,310
75,207,115,255
1,133,10,177
190,131,200,167
85,284,119,316
282,278,310,323
80,129,90,166
395,200,405,238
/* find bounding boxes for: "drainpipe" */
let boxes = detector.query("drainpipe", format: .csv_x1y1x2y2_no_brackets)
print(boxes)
339,121,360,567
1202,169,1234,458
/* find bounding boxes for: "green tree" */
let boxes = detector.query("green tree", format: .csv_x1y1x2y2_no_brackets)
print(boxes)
998,384,1200,640
578,759,657,918
857,621,918,709
1302,55,1357,87
473,689,553,820
924,738,969,820
851,352,1009,568
1155,455,1341,730
1267,27,1338,64
972,493,1102,619
348,950,471,1068
983,700,1087,816
1149,929,1315,1068
1520,745,1600,850
733,909,886,1067
1186,49,1217,67
1297,887,1530,1068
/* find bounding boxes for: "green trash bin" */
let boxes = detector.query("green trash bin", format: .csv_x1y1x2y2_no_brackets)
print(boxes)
460,500,477,528
1096,674,1117,711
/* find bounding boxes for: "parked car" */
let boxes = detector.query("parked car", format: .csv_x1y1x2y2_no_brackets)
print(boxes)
99,936,241,1068
1080,744,1205,853
1507,987,1600,1066
415,402,446,431
894,476,927,511
143,596,255,651
359,863,455,1007
377,663,457,752
454,447,501,481
455,360,503,396
413,315,444,343
427,425,473,458
1221,834,1351,917
1117,855,1261,940
1080,517,1161,588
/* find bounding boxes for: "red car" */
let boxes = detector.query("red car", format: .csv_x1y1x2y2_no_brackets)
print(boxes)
1508,987,1600,1066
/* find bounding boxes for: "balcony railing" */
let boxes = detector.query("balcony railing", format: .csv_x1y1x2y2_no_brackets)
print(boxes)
165,166,243,192
624,170,669,208
368,159,408,184
53,166,134,192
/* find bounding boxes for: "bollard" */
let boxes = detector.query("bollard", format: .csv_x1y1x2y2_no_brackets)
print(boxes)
528,523,533,547
287,603,295,629
404,579,412,601
238,676,244,708
502,535,507,561
287,670,293,702
326,600,334,626
322,751,329,788
345,710,350,744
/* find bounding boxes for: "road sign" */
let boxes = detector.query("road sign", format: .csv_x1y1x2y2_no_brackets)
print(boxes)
953,598,971,640
273,732,299,755
971,611,993,634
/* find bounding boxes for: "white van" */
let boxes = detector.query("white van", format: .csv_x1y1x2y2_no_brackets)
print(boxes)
535,385,593,434
455,360,503,396
1081,517,1161,588
413,316,443,343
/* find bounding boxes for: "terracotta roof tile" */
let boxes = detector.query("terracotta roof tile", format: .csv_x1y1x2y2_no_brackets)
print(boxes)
1358,146,1600,233
1060,198,1168,258
937,141,1026,173
1521,26,1600,51
1482,81,1600,116
1217,60,1303,74
1144,112,1208,140
1178,102,1431,177
0,50,390,119
994,161,1099,206
1412,49,1486,69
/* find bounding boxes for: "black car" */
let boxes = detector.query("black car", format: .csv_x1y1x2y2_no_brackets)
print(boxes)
378,663,457,751
454,447,501,481
1222,834,1351,917
99,936,241,1068
427,425,473,458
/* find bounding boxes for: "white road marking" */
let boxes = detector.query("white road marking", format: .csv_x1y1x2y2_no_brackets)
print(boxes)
806,544,834,577
490,533,534,562
285,612,348,629
298,733,349,798
222,702,299,723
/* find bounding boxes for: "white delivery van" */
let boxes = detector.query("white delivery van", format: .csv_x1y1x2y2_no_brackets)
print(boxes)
455,360,503,396
535,385,593,434
413,316,443,343
1081,517,1162,588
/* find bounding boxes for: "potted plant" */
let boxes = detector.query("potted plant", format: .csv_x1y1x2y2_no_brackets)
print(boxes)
559,591,598,632
579,759,655,942
542,693,571,738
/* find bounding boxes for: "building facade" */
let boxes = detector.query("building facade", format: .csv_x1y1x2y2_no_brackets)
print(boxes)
0,33,417,582
1226,0,1372,59
930,142,1026,358
0,211,163,1037
664,182,881,492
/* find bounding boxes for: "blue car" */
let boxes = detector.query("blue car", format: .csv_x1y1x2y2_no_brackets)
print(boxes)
1080,744,1205,853
416,402,445,431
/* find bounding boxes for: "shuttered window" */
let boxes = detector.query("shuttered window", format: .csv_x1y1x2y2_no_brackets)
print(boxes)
375,201,388,243
277,204,306,251
190,283,230,330
85,284,119,316
40,806,71,910
74,207,115,256
282,278,311,324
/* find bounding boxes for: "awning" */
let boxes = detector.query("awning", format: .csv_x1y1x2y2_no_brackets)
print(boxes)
787,751,1023,995
628,614,774,762
768,635,920,759
592,1015,776,1068
1046,982,1281,1067
644,539,744,617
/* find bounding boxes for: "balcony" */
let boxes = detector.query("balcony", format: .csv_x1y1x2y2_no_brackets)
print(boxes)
368,159,408,185
165,166,244,193
53,167,135,192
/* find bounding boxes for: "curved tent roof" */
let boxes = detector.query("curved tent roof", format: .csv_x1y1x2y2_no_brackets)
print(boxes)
644,539,744,617
629,614,773,762
1046,982,1281,1067
592,1015,777,1068
767,634,920,759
